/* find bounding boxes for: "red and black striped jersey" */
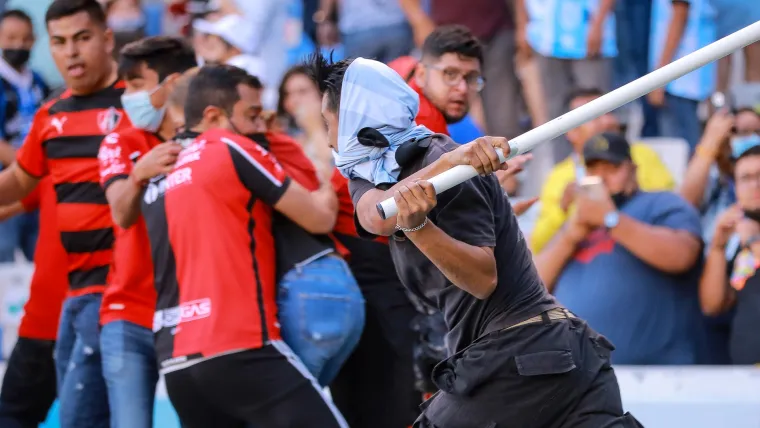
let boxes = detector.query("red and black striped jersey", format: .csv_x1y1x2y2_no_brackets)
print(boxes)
143,129,290,371
16,81,131,296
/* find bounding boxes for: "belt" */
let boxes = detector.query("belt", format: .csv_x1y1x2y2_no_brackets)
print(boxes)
505,307,576,331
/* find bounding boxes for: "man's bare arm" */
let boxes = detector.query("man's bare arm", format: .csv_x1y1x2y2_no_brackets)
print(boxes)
0,202,24,222
105,177,144,229
0,142,14,167
533,228,581,292
0,163,39,205
407,223,497,299
356,159,452,236
610,214,701,274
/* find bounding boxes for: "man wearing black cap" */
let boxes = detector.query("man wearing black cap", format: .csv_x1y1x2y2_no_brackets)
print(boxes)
535,132,706,365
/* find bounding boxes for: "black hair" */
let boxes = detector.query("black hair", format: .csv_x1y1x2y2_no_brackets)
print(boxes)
119,36,198,82
45,0,106,27
565,87,604,111
184,64,262,128
736,145,760,161
303,52,354,112
1,9,33,27
421,25,484,66
276,65,312,121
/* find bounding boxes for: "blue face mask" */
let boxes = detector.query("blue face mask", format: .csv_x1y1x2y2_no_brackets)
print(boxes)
121,86,166,133
731,133,760,159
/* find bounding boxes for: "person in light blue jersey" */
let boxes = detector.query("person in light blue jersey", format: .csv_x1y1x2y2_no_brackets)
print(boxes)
0,9,49,263
518,0,616,161
648,0,716,151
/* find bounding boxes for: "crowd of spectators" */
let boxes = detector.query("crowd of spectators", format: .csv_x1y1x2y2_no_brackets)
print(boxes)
0,0,760,400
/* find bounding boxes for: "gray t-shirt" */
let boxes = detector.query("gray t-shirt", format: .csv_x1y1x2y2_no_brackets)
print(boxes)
349,135,558,354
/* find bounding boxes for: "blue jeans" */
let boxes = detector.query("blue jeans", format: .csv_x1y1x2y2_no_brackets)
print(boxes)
657,93,701,153
277,255,365,386
100,320,158,428
343,22,413,64
0,210,38,262
54,294,109,428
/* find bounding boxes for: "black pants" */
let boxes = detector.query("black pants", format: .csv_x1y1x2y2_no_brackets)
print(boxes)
164,343,347,428
330,294,419,428
414,317,644,428
0,337,57,428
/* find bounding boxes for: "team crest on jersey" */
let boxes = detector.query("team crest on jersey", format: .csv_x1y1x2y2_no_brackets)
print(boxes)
97,107,123,134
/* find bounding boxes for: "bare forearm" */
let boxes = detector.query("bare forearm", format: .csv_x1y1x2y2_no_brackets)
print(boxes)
699,246,735,315
515,0,528,29
399,0,428,24
610,215,700,274
357,157,453,236
534,230,577,292
303,128,334,183
318,0,338,14
657,3,689,68
591,0,615,26
0,142,14,167
407,222,497,299
0,202,23,222
106,177,144,229
679,155,713,207
0,164,37,205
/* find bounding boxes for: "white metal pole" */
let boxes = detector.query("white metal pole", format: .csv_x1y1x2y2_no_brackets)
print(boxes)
377,20,760,220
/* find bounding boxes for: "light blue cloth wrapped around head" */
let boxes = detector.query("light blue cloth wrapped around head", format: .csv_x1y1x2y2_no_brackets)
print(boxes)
335,57,433,184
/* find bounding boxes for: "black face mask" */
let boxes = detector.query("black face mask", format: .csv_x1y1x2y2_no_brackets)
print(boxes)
3,49,30,68
246,133,270,150
744,209,760,224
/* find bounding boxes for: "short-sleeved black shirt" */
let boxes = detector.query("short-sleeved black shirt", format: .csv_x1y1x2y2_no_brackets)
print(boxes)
349,135,558,353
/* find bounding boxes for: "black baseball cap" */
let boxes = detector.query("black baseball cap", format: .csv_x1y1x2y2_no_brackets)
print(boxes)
583,132,632,165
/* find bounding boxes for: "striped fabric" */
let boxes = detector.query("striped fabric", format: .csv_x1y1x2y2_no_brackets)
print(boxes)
335,57,432,185
16,81,131,296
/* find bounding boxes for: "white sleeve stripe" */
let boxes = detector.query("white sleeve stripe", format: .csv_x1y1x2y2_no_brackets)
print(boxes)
221,137,283,187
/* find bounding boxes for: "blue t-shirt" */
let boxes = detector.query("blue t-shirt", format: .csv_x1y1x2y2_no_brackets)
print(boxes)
554,191,704,364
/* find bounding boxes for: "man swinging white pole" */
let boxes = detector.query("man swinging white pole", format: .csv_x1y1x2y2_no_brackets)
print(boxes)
377,20,760,219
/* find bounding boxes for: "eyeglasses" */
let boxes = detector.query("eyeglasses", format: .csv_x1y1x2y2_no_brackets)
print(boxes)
423,63,485,92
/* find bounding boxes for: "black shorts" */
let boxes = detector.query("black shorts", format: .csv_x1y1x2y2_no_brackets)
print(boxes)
0,337,57,428
164,342,347,428
414,317,644,428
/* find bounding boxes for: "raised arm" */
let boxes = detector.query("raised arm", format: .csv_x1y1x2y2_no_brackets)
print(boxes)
226,136,338,234
354,136,511,236
679,112,734,207
100,135,182,229
534,214,589,292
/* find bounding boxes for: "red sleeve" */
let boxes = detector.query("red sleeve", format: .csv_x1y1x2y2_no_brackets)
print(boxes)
99,132,135,190
223,134,291,206
16,108,50,178
20,185,41,212
266,132,320,191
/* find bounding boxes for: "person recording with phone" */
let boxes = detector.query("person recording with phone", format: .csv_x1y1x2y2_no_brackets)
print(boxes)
681,106,760,247
700,139,760,365
535,132,705,365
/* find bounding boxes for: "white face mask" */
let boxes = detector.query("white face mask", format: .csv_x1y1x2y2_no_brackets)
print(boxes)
121,85,166,132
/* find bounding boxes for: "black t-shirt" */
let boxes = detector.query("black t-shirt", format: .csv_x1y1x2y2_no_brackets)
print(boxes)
349,135,558,353
728,255,760,364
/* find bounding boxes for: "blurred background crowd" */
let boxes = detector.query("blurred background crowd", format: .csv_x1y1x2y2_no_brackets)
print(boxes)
0,0,760,377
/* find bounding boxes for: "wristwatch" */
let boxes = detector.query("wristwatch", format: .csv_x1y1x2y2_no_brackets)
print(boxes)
604,210,620,230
